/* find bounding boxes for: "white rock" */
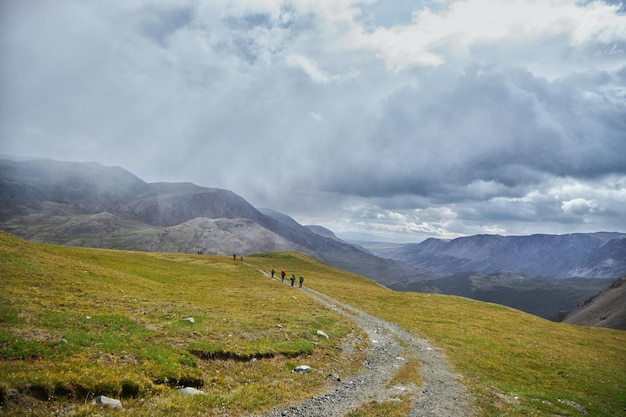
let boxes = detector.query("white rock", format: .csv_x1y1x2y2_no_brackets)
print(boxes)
180,387,206,396
183,317,195,324
316,330,329,339
93,395,122,408
293,365,312,373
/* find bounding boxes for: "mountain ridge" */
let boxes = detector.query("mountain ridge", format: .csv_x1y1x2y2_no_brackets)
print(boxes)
370,233,626,279
0,158,417,288
1,157,624,324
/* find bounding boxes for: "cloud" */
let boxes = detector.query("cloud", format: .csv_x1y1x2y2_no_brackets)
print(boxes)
1,0,625,242
322,66,626,197
561,198,598,215
286,54,333,83
310,112,326,124
353,0,626,72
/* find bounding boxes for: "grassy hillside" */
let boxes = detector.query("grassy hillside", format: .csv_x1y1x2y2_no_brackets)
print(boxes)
1,231,625,416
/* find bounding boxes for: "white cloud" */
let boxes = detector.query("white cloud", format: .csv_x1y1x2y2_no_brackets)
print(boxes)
561,198,598,215
286,54,332,83
310,112,326,124
348,0,626,72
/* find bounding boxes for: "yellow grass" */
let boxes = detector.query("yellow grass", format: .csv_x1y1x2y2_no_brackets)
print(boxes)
1,232,625,416
0,233,363,416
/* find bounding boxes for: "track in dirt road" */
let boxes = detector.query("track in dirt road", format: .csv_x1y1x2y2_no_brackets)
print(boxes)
251,268,476,417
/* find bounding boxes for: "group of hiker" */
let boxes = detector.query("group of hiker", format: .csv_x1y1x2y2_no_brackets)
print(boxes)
271,268,304,287
229,253,304,287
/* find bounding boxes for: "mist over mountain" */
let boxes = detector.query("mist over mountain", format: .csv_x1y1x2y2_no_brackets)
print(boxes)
1,157,624,324
0,158,416,287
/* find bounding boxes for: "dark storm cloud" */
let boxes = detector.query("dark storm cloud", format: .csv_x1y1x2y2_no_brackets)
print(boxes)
323,66,626,203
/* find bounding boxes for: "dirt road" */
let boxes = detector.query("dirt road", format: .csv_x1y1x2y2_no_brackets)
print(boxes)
253,270,476,417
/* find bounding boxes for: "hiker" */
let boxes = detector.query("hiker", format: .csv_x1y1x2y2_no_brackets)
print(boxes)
233,254,236,261
299,275,304,288
271,268,275,278
281,270,286,282
290,273,296,287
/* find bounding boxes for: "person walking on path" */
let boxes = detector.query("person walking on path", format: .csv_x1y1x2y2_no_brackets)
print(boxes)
299,275,304,288
281,270,286,282
290,273,296,287
271,268,275,279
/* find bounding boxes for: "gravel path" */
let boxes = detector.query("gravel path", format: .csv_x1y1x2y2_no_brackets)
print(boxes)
251,270,476,417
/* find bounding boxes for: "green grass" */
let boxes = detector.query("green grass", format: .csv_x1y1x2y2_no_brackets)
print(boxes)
0,232,361,416
1,231,625,416
245,253,626,417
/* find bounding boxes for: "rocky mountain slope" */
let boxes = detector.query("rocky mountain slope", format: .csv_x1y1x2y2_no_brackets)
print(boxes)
0,158,416,287
556,277,626,330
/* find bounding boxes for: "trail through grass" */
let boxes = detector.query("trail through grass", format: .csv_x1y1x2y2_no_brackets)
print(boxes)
245,253,626,417
1,232,625,416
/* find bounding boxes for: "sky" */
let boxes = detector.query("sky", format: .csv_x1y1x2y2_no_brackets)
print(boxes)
1,0,625,243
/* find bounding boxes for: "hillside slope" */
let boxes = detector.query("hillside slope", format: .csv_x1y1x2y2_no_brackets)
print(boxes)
558,277,626,330
1,231,625,417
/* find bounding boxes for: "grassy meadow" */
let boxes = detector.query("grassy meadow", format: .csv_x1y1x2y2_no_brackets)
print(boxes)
1,231,625,416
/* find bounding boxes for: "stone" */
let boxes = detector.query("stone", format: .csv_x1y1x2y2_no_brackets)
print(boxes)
180,387,206,396
183,317,195,324
93,395,122,408
316,330,329,339
293,365,312,373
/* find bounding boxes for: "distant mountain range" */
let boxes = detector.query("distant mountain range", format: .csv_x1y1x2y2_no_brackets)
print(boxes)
1,157,624,326
358,233,626,324
361,232,626,279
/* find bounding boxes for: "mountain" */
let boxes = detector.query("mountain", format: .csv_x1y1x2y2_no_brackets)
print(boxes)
373,233,626,279
0,158,146,219
257,207,420,285
555,277,626,330
0,158,416,287
305,224,343,241
2,157,624,325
